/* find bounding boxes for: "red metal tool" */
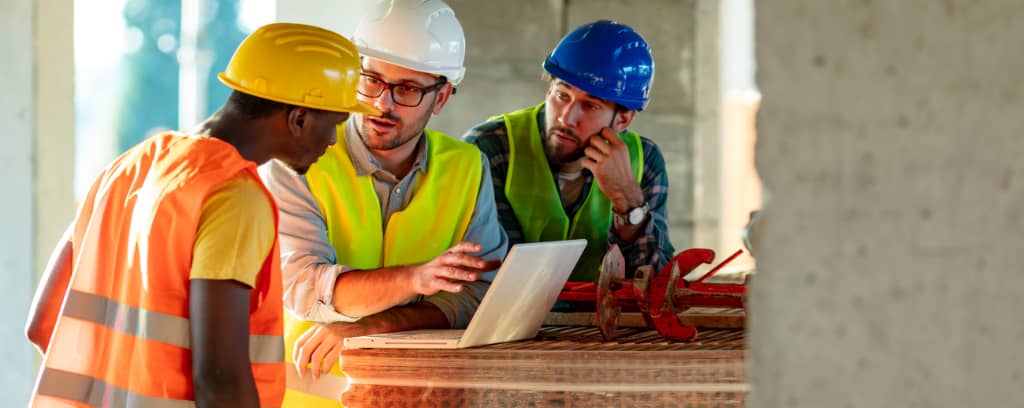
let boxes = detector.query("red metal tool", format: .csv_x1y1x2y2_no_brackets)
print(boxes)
558,245,748,341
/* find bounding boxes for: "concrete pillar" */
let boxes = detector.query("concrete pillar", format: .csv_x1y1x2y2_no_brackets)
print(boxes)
692,0,722,254
752,1,1024,406
0,0,37,401
37,0,76,276
0,0,74,403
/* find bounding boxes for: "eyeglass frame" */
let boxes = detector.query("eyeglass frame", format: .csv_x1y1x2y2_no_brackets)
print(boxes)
356,73,449,107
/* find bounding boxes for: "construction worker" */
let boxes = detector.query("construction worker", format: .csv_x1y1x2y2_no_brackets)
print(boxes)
24,23,377,407
259,1,507,405
464,20,675,287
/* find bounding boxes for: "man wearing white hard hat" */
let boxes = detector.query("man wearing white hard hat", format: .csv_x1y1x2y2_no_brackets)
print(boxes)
260,1,508,406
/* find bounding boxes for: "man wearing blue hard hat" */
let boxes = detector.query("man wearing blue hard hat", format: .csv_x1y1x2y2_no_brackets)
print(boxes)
465,20,674,285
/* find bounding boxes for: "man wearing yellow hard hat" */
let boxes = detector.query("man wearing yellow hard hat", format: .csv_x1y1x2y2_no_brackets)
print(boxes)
260,1,508,406
25,23,374,407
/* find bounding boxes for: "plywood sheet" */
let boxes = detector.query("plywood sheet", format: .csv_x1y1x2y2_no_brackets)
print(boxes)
340,327,747,407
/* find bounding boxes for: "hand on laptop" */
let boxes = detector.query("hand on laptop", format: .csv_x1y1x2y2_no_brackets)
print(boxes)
293,303,451,379
408,241,501,296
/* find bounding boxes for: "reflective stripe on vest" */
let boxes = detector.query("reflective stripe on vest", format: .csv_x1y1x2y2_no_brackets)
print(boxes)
500,103,644,282
286,128,482,407
34,133,286,407
36,369,196,408
61,289,284,363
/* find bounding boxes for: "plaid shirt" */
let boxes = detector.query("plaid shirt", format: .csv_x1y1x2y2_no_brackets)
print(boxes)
463,105,675,274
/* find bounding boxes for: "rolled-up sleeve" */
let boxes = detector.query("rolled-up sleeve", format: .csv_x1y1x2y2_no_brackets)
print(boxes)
423,153,509,328
258,160,361,323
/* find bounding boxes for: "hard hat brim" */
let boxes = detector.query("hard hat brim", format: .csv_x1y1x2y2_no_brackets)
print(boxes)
357,47,465,86
542,60,647,111
218,72,382,116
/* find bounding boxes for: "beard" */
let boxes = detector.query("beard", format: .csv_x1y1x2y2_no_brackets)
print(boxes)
359,111,407,150
358,99,435,152
544,126,586,165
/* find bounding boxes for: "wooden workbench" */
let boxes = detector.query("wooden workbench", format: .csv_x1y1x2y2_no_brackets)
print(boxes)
339,325,747,407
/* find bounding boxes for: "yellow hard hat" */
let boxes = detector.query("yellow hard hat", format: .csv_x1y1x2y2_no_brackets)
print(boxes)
218,22,380,116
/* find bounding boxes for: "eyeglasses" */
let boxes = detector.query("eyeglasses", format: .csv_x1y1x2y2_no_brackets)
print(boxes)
357,74,447,107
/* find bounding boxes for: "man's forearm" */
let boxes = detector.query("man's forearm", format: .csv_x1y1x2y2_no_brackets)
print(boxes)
190,279,260,408
611,209,673,272
331,266,418,318
193,371,259,408
357,302,450,334
423,280,490,329
608,178,646,244
611,218,647,244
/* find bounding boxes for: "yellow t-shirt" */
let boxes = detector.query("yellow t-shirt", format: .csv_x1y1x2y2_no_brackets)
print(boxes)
189,174,275,287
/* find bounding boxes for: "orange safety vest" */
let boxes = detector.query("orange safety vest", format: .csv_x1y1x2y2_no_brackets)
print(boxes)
31,133,286,407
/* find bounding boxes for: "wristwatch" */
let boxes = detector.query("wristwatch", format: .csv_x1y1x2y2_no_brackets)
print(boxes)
613,202,649,226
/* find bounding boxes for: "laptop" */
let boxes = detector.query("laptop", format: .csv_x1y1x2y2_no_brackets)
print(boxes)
344,239,587,349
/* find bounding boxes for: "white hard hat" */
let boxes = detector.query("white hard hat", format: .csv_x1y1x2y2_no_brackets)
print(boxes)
352,0,467,85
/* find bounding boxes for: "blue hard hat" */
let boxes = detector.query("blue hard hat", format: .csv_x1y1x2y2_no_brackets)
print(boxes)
543,20,655,111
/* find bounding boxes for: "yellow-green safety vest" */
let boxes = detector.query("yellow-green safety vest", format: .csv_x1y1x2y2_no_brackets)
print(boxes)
498,103,643,282
282,126,481,407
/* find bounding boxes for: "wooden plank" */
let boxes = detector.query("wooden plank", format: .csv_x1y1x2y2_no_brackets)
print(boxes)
339,327,747,407
543,307,745,329
343,386,746,407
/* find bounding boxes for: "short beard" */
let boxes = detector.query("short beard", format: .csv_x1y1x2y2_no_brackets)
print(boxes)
359,99,435,151
543,126,585,165
358,111,405,150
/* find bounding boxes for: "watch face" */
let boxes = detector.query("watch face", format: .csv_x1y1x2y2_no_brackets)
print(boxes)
628,207,645,224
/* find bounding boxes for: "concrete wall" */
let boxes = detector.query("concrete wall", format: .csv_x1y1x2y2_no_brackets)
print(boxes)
37,0,76,280
0,0,38,402
0,0,75,403
692,0,723,255
0,0,74,404
752,1,1024,406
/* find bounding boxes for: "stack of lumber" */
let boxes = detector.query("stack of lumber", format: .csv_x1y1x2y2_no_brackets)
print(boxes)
340,326,748,407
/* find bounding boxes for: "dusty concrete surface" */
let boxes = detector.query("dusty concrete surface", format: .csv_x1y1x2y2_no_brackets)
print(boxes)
1,0,42,405
752,1,1024,406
